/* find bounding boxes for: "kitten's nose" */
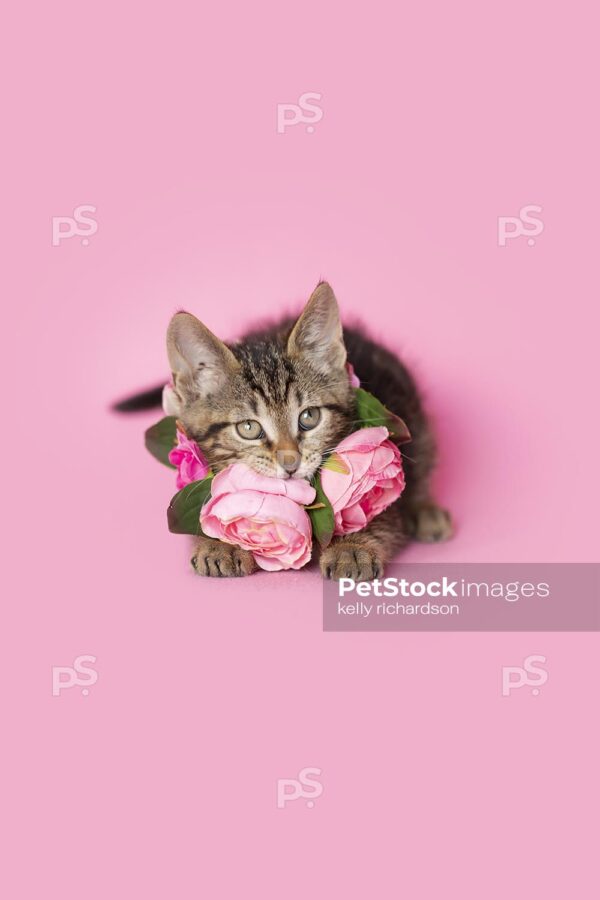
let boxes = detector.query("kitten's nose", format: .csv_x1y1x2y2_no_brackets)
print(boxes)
277,449,301,475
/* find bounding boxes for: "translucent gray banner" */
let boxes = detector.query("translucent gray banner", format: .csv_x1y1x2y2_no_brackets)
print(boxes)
322,563,600,631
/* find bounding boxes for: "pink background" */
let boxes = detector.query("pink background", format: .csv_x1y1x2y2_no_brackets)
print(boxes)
2,1,598,897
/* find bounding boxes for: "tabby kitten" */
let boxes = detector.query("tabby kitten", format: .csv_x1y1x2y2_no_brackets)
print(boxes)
121,282,452,579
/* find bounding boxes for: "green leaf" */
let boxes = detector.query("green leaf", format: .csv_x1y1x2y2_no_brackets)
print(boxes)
145,416,178,468
307,474,335,549
354,388,411,444
321,451,350,474
167,475,214,535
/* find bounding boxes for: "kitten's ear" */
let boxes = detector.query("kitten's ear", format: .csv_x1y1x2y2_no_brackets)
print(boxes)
287,282,346,372
166,312,239,404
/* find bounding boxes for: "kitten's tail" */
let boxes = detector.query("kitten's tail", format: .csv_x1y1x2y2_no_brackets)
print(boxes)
112,384,164,412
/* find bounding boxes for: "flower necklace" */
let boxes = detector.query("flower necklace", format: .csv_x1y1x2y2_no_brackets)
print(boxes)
145,369,410,571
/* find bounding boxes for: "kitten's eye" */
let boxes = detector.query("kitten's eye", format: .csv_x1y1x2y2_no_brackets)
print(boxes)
298,407,321,431
236,419,264,440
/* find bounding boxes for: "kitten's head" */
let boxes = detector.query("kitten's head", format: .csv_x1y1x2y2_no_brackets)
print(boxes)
166,282,355,481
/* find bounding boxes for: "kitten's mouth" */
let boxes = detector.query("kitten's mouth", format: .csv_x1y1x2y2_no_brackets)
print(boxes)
274,471,309,481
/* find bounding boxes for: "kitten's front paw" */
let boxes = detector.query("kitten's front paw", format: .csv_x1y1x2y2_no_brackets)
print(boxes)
320,540,384,582
191,537,257,577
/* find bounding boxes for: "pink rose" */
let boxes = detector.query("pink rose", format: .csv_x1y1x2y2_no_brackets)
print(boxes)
200,464,316,571
320,426,405,535
169,429,209,489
